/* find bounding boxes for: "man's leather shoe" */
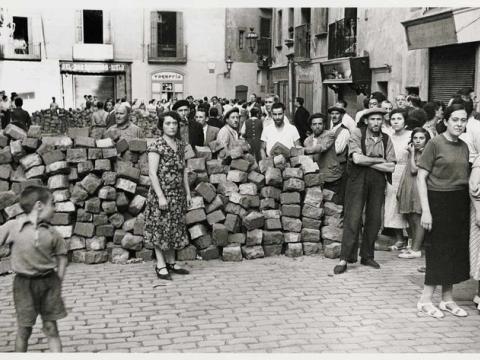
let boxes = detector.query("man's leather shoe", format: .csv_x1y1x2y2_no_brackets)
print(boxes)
333,263,347,274
360,258,380,269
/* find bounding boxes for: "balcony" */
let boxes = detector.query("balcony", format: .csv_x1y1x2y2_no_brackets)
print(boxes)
73,43,113,61
148,44,187,64
328,18,357,59
257,38,272,69
0,42,41,61
294,23,311,61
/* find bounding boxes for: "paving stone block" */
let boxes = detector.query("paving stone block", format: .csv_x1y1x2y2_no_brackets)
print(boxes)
121,233,143,251
108,213,125,228
304,186,324,207
66,236,85,251
47,174,69,190
128,139,147,152
96,224,114,237
71,249,86,263
102,201,118,214
110,248,130,264
67,127,90,138
228,233,246,245
304,173,323,188
263,231,284,245
188,223,208,240
247,171,265,187
244,195,260,209
186,208,207,225
283,178,305,192
260,186,281,200
262,209,281,219
281,217,302,232
88,148,103,160
187,158,207,172
5,124,27,140
98,186,117,200
222,246,242,262
113,229,126,245
128,195,146,215
77,209,93,222
0,147,12,164
93,214,109,226
193,234,212,250
0,180,8,192
246,229,263,246
281,204,301,218
284,232,302,243
25,165,45,179
280,192,301,204
263,244,282,257
116,139,129,154
84,250,109,264
322,189,336,202
303,242,322,256
212,224,229,246
102,171,117,186
195,182,217,203
176,244,197,261
4,203,24,218
96,138,115,148
324,243,341,259
74,222,95,238
301,228,321,243
85,197,101,213
50,212,73,226
243,211,265,230
216,181,238,196
116,192,129,211
95,159,111,171
206,209,225,225
283,167,303,180
265,167,282,187
20,153,43,171
55,201,75,213
285,243,303,257
324,202,343,217
206,159,225,174
259,198,277,210
135,248,153,262
74,136,96,148
321,225,343,243
302,217,322,230
210,173,227,184
241,245,264,260
230,158,250,172
102,148,118,159
265,218,282,230
302,204,324,220
86,236,107,251
80,174,103,194
227,170,248,184
224,213,241,232
66,148,87,163
239,183,257,196
0,164,12,180
199,245,220,260
77,161,94,175
187,196,205,211
22,137,40,151
115,178,137,194
323,215,343,227
45,161,70,175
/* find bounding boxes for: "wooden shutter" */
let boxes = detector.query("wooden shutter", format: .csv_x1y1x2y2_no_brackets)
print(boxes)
313,8,328,35
429,43,476,104
75,10,83,43
103,11,111,44
150,11,158,51
176,12,184,58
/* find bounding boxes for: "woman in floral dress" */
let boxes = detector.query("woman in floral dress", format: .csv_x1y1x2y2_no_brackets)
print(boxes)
144,111,192,280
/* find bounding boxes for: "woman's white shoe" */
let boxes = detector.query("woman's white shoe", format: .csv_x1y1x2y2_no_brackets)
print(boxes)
439,301,468,317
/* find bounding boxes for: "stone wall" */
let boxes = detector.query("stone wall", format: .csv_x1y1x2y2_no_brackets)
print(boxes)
0,123,344,270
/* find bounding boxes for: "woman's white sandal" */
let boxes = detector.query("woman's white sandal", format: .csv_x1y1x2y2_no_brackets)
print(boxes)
417,302,444,319
439,301,468,317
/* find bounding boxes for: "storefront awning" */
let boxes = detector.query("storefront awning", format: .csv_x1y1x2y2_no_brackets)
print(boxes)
402,8,480,50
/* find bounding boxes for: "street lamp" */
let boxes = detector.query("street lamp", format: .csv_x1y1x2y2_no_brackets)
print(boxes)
224,56,234,78
246,27,258,53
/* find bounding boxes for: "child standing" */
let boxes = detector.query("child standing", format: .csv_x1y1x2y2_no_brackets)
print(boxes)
0,186,68,352
397,127,431,259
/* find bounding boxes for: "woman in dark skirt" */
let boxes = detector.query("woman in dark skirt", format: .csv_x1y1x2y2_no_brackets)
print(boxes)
240,106,263,161
416,103,470,318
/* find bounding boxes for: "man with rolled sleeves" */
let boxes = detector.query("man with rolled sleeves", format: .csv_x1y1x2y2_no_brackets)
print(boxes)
333,108,396,274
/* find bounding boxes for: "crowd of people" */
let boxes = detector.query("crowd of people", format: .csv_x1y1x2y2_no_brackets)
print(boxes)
4,86,480,352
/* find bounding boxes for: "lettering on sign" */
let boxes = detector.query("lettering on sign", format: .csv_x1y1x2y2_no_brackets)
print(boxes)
60,62,126,73
152,72,184,81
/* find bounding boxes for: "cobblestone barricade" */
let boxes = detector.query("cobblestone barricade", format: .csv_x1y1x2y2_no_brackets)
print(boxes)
0,124,344,268
32,108,160,138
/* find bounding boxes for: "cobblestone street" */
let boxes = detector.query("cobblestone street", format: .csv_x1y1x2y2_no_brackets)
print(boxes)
0,250,479,353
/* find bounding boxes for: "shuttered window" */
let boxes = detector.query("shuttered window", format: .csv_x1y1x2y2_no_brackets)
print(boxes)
429,43,476,104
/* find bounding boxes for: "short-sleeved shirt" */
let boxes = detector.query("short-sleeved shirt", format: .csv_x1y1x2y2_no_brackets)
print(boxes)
418,133,470,191
104,122,144,141
261,122,300,156
0,216,67,276
348,127,396,163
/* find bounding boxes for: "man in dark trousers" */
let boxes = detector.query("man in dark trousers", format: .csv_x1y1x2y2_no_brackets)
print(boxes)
333,108,396,274
173,99,204,148
293,97,310,144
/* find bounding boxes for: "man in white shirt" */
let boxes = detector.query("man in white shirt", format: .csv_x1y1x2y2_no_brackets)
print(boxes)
334,99,356,133
261,102,301,158
195,107,219,146
458,99,480,164
328,106,351,157
262,94,291,128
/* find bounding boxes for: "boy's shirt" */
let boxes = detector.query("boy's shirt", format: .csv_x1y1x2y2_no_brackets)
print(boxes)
0,216,67,276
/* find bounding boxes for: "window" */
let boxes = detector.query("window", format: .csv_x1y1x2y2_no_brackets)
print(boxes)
12,17,29,54
288,8,294,37
150,11,185,60
276,10,283,47
260,17,271,39
239,30,244,49
83,10,103,44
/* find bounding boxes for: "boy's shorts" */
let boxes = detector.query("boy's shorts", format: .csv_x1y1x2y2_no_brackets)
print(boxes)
13,271,67,327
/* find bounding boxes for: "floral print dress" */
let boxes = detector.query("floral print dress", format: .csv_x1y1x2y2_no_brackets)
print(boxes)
144,136,189,251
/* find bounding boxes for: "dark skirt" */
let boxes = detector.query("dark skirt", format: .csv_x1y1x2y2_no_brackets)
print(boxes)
424,189,470,286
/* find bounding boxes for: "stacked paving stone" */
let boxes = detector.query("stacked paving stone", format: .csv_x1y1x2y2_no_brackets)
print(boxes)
320,189,344,259
0,123,153,266
184,140,331,262
32,108,160,138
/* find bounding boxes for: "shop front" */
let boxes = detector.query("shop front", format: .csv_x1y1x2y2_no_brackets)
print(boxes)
60,61,131,109
150,71,185,101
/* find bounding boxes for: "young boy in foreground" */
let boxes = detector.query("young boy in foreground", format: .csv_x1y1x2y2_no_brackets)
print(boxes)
0,186,68,352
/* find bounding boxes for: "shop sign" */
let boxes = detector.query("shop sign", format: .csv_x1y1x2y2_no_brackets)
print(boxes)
60,62,125,73
152,72,184,81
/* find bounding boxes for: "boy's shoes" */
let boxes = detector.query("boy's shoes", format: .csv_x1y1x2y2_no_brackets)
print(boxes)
167,263,189,275
155,266,172,280
360,258,380,269
333,263,347,274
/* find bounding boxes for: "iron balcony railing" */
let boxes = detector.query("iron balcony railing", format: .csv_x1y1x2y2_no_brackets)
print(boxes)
0,42,42,61
328,17,357,59
294,23,311,60
147,43,187,63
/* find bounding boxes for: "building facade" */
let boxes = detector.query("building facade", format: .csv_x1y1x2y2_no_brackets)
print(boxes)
266,7,480,117
0,6,268,112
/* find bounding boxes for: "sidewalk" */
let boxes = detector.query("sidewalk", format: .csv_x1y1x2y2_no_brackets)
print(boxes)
0,250,479,353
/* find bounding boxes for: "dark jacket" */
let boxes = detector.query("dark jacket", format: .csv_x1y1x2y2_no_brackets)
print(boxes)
188,119,204,148
294,106,310,142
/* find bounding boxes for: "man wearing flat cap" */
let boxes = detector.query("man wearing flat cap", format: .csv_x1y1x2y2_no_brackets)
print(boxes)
326,105,351,205
173,99,204,148
334,107,396,275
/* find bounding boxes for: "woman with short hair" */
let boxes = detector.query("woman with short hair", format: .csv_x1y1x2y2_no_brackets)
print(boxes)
144,111,192,280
